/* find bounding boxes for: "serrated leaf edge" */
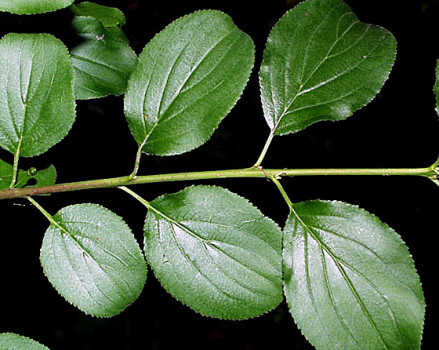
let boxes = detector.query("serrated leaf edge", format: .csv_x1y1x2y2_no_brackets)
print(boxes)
258,0,397,137
39,202,147,318
0,332,49,349
0,0,74,15
0,33,77,157
283,199,425,349
144,184,284,320
124,10,255,157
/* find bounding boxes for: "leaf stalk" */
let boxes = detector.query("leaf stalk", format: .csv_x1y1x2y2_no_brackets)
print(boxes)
270,176,294,211
253,130,275,167
9,140,22,189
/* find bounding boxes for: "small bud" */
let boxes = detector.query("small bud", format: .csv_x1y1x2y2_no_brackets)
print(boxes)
28,167,37,176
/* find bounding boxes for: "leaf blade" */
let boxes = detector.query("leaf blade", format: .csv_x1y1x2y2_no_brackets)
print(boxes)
144,185,283,319
40,203,147,317
283,200,425,350
124,10,255,156
259,0,396,135
0,34,76,157
0,158,21,189
0,333,49,350
0,0,73,15
71,16,137,100
0,158,56,190
71,2,126,27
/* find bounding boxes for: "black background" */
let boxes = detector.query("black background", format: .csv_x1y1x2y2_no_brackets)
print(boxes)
1,0,438,349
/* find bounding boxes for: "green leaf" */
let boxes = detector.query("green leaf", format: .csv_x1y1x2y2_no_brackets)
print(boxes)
0,158,24,189
24,164,57,189
71,2,126,27
14,164,57,189
144,185,283,319
0,333,49,350
0,159,10,189
124,10,255,156
40,203,147,317
0,34,76,157
259,0,396,136
0,158,56,190
71,16,137,100
0,0,73,15
434,59,439,116
283,200,425,350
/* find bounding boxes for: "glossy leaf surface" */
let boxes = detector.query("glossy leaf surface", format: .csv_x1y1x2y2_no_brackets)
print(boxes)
259,0,396,135
125,10,254,156
0,34,76,157
71,16,137,100
0,333,49,350
283,200,425,350
144,186,283,319
40,204,147,317
0,0,73,14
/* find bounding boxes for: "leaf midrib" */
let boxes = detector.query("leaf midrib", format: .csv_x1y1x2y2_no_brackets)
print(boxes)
148,203,279,284
291,208,391,349
141,26,238,147
271,5,363,134
50,218,138,306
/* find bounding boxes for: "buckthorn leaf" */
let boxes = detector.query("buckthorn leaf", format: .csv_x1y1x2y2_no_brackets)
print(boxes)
0,158,24,189
71,2,126,27
40,204,147,317
71,16,137,100
0,333,49,350
144,186,283,319
0,158,56,190
283,200,425,350
26,164,57,189
124,10,254,156
0,34,76,157
0,0,73,15
259,0,396,135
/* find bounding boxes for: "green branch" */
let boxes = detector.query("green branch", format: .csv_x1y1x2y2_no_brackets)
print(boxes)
0,164,437,200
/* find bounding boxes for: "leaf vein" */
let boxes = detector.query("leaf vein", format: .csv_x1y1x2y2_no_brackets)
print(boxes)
293,210,392,349
320,247,363,347
167,221,244,303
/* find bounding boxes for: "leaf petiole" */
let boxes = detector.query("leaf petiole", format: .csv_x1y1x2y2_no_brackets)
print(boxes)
253,130,275,168
130,136,148,179
26,196,66,234
9,143,21,189
269,175,293,211
119,186,150,208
